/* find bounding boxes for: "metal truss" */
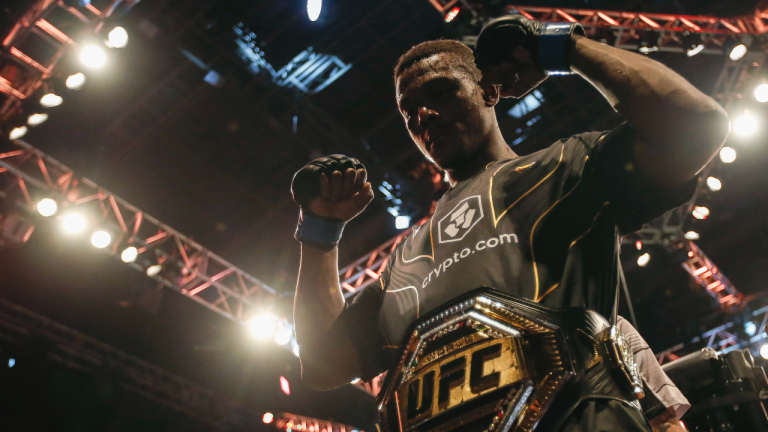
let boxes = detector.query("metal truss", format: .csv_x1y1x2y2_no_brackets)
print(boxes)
0,298,248,429
271,412,359,432
0,139,290,341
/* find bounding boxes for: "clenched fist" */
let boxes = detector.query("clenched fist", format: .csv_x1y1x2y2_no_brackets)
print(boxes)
291,155,374,223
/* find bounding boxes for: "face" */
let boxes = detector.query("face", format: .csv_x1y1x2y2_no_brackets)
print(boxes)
397,54,497,171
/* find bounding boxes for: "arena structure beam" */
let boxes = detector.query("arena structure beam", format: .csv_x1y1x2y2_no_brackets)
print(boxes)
0,298,255,429
0,139,295,349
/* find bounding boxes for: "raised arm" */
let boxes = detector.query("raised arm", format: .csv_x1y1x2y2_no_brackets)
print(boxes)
291,156,374,390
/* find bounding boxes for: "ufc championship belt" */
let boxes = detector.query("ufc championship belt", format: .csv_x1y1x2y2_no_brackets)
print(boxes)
375,289,643,432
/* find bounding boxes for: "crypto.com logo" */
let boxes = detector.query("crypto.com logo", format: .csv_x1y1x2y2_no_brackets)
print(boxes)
438,195,484,243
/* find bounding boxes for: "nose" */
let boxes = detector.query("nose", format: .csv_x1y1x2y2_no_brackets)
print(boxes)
417,106,438,128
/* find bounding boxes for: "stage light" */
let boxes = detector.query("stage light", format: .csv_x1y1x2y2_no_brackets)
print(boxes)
706,176,722,191
263,412,274,424
720,146,736,163
444,6,460,23
307,0,322,21
293,344,300,357
760,343,768,360
728,42,748,61
108,26,128,48
395,215,411,230
637,253,650,267
62,213,86,233
8,358,15,368
684,231,700,240
66,72,86,90
280,376,291,395
745,321,757,336
755,84,768,103
121,246,138,263
146,264,163,277
274,326,292,345
8,125,27,140
635,241,642,250
91,230,111,248
248,315,277,339
81,45,107,68
40,93,63,107
37,198,58,216
27,113,48,126
683,33,704,57
692,206,709,220
638,32,658,54
733,112,758,136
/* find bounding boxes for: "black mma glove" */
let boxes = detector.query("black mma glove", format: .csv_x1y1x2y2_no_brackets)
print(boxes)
475,14,585,75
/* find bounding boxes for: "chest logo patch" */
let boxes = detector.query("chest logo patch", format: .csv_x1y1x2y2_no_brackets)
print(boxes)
438,195,484,243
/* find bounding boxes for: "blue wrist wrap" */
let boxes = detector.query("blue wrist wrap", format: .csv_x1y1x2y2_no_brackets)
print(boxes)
537,22,584,75
295,211,346,246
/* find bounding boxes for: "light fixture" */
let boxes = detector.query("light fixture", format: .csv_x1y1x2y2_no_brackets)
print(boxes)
65,72,86,90
280,376,291,395
62,213,86,233
8,125,28,140
638,32,659,54
684,231,700,240
725,39,748,61
444,6,460,23
27,113,48,126
248,315,277,339
37,198,58,216
8,358,15,368
91,230,111,248
720,146,736,163
263,412,274,424
760,343,768,360
706,176,722,191
274,326,292,345
733,112,758,136
692,206,710,220
107,26,128,48
755,84,768,103
40,93,63,107
683,33,705,57
395,215,411,230
307,0,322,21
745,321,757,336
81,45,107,68
637,253,650,267
121,246,139,263
146,264,163,277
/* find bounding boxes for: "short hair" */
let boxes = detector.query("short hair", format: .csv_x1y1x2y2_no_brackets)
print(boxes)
394,40,481,86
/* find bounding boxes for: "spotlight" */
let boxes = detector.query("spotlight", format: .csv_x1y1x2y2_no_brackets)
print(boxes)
760,343,768,360
8,358,15,368
444,6,461,23
37,198,58,216
638,32,659,54
720,146,736,163
725,39,748,61
8,126,28,140
247,315,277,339
91,230,111,248
684,231,700,240
755,84,768,103
637,253,650,267
65,72,86,90
263,412,274,424
27,113,48,126
107,26,128,48
307,0,322,21
706,176,722,191
280,376,291,395
62,213,86,233
395,215,411,230
745,321,757,336
40,93,63,107
733,112,758,136
81,45,107,68
692,206,710,220
146,264,162,277
683,32,705,57
121,246,138,263
274,326,292,345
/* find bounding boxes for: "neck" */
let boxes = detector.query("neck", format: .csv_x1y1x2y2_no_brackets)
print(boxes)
448,128,516,182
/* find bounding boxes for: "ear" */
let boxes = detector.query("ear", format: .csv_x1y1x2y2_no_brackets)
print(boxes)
479,81,500,108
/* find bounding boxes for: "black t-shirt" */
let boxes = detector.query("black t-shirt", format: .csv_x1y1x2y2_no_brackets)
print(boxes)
337,125,697,381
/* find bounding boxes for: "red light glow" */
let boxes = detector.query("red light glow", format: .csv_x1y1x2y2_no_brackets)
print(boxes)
635,241,642,250
444,7,460,23
280,376,291,395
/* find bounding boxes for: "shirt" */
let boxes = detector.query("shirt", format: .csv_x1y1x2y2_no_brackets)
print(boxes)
337,125,697,381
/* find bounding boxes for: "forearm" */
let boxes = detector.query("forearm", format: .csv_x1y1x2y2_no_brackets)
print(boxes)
294,244,345,346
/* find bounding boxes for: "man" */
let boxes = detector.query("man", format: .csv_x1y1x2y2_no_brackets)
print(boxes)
290,15,728,431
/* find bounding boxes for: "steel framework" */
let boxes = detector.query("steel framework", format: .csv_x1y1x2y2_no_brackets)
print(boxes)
0,139,292,343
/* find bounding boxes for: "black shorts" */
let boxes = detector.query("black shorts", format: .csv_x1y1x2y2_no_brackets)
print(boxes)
560,399,651,432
